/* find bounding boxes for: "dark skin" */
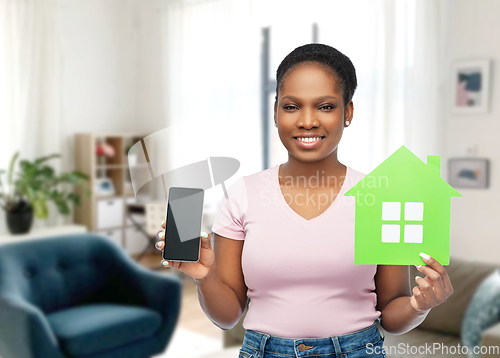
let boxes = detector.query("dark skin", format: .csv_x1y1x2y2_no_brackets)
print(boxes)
155,61,454,334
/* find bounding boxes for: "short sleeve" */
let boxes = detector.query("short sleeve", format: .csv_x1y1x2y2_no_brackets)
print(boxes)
211,176,248,240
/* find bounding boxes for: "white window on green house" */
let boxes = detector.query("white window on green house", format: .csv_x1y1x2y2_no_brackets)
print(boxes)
381,202,424,243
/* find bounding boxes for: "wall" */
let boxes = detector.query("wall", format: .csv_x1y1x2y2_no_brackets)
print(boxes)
58,0,138,136
444,0,500,264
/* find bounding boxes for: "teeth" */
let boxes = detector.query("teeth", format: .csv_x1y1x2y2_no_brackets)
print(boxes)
297,137,322,143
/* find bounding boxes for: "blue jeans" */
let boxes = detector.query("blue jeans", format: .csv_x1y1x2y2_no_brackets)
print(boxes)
238,318,386,358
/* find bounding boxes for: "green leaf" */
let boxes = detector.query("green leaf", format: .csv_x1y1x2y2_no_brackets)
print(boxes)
40,165,55,178
34,153,60,165
60,171,89,185
48,190,58,200
19,160,33,173
32,200,48,219
60,173,79,184
25,186,36,202
67,192,80,206
7,152,19,187
53,196,70,215
72,171,89,180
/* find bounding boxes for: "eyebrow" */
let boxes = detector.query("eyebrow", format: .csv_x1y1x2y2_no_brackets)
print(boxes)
281,95,338,101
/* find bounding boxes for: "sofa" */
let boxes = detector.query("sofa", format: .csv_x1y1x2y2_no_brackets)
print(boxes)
223,257,500,358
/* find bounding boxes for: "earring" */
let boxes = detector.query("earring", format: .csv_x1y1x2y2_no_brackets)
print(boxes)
345,120,350,126
274,122,277,127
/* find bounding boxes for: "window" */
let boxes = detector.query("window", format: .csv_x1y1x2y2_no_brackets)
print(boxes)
381,224,400,243
381,201,424,243
405,202,424,221
382,202,401,220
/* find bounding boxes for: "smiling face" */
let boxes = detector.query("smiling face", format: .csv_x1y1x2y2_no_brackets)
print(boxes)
274,61,353,164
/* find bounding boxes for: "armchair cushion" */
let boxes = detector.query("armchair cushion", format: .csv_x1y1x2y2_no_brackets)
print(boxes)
47,304,162,357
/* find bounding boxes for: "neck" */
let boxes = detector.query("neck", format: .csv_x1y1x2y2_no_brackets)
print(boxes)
280,151,346,189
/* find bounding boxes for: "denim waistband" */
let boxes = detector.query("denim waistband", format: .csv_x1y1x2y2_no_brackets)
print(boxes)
241,318,385,357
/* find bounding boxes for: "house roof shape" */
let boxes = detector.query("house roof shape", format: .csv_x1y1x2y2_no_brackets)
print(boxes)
345,145,462,198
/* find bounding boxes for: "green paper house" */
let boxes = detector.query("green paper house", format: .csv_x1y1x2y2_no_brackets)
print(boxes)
345,146,462,266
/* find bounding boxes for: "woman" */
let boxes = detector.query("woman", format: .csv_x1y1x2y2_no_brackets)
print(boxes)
155,43,453,358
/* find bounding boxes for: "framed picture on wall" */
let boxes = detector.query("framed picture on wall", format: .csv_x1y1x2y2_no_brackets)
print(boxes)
448,158,489,188
451,59,491,114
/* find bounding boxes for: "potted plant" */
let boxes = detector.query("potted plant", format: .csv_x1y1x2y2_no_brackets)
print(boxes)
0,152,90,234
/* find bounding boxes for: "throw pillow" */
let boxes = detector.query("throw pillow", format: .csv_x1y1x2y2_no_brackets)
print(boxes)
461,269,500,358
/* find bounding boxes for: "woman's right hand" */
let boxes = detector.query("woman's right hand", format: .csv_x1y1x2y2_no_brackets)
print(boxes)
154,220,216,281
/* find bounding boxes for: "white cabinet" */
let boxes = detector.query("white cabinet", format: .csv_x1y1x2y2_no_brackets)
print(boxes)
125,226,149,255
96,198,124,230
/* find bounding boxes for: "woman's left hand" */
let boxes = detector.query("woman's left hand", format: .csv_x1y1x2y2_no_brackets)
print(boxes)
410,252,454,314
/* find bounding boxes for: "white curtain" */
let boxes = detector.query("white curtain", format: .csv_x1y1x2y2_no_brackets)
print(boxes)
160,0,262,210
160,0,452,183
0,0,64,230
335,0,453,173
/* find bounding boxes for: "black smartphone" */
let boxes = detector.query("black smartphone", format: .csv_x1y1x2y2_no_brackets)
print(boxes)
162,187,204,262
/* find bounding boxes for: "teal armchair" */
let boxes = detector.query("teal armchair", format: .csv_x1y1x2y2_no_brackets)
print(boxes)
0,233,182,358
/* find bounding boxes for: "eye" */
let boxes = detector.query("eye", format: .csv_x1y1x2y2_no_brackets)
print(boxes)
320,105,335,110
283,105,298,110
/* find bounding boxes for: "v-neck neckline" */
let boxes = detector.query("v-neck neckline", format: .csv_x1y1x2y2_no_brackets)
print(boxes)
274,163,350,225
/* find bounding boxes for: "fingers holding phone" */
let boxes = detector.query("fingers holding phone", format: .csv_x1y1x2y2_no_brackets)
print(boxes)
155,224,165,250
155,222,215,279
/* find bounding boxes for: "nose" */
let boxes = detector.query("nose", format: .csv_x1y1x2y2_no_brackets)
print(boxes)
297,108,320,129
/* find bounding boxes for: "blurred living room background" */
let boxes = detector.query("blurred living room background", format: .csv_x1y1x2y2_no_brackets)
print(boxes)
1,0,499,357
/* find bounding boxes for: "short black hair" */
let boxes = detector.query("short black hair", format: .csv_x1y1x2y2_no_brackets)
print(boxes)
275,43,357,107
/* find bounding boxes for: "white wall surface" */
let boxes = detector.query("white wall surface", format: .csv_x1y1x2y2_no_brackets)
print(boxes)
58,0,138,135
444,0,500,264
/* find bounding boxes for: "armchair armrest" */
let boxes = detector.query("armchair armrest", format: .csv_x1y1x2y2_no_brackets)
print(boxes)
480,322,500,357
0,294,66,358
128,264,183,321
114,250,183,324
123,262,183,352
93,238,183,350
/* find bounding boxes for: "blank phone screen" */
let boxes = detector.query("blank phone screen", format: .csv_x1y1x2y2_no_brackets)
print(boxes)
163,187,204,262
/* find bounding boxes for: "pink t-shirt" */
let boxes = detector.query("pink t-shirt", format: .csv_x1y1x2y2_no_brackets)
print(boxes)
211,163,381,338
